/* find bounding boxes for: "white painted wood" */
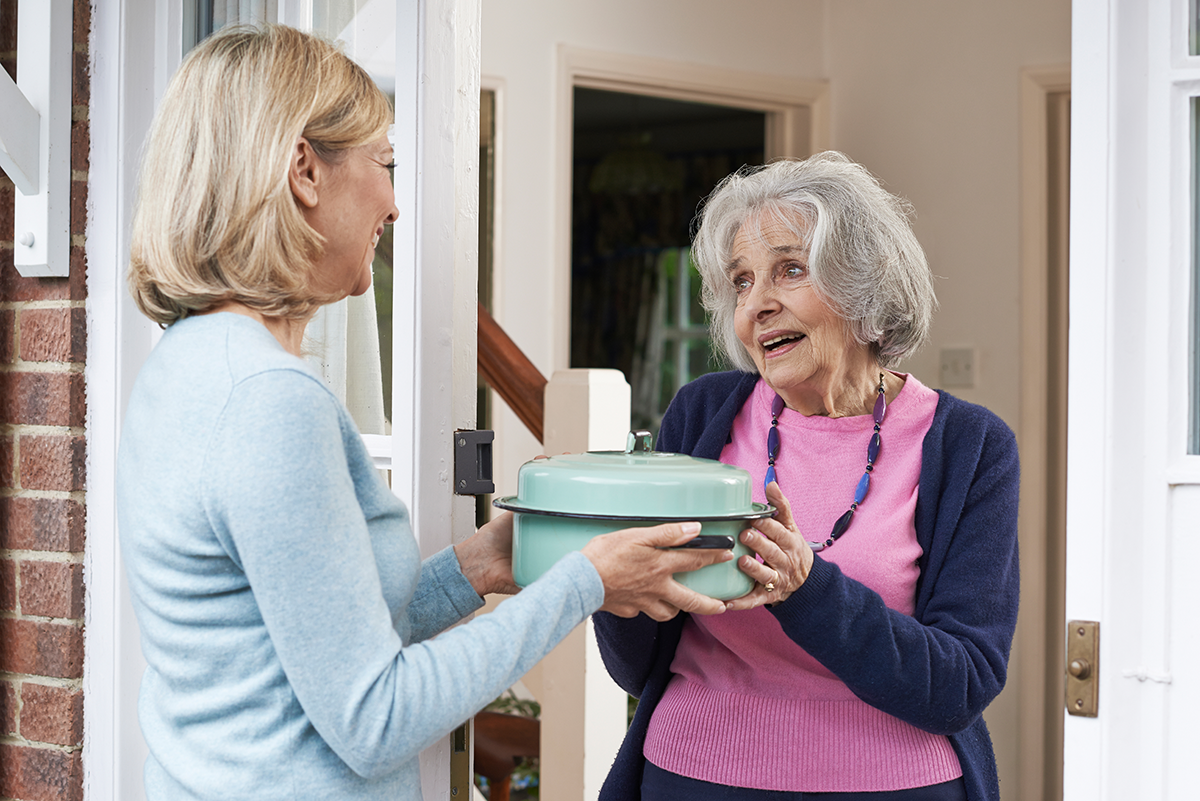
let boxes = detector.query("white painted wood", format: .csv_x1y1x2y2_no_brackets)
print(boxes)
0,65,40,194
1065,0,1200,798
84,0,168,797
1062,1,1112,795
1017,63,1070,801
10,0,72,277
399,0,484,795
538,369,632,801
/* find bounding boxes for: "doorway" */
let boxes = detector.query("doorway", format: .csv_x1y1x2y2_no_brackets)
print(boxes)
569,88,766,431
1017,66,1070,801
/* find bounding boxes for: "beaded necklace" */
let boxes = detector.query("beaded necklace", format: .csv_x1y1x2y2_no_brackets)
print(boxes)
765,373,888,552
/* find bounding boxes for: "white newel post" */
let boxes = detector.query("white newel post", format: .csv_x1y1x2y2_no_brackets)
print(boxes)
536,369,632,800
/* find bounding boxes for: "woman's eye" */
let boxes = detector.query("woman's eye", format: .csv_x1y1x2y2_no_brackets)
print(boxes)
782,263,808,280
383,161,397,172
732,275,752,294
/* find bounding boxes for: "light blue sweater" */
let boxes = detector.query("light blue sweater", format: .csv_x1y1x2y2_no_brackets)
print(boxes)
117,313,604,800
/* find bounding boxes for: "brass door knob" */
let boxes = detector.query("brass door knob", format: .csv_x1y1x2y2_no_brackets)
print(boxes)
1068,658,1092,679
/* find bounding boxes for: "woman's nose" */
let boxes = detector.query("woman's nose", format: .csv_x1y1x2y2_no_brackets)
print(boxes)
742,278,780,320
385,203,400,225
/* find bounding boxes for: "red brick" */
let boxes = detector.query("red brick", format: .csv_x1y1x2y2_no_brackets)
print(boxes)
0,558,15,612
0,0,14,55
72,0,89,48
71,46,88,109
0,372,87,427
70,118,89,174
18,434,87,492
19,307,87,362
0,680,16,737
0,251,87,303
0,177,12,241
0,307,13,362
19,561,84,619
20,683,83,747
69,178,86,237
0,497,86,552
0,619,83,679
0,744,83,801
1,434,13,489
68,244,87,298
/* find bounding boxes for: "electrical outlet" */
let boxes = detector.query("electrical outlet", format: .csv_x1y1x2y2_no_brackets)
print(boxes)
939,347,976,388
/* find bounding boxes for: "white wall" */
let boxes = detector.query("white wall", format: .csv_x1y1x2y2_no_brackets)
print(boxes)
825,0,1071,427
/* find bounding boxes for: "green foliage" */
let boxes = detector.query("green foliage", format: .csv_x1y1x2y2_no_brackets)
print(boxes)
475,691,541,799
485,689,540,720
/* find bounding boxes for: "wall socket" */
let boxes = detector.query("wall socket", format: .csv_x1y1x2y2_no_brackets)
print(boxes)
939,347,976,388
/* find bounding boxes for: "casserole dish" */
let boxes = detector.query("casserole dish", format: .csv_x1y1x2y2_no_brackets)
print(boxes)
493,431,774,600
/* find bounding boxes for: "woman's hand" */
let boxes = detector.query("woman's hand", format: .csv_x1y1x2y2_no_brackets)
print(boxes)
582,522,731,621
724,481,814,611
454,511,521,597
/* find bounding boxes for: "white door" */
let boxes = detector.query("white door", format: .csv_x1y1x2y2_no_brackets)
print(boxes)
1064,0,1200,797
84,1,481,798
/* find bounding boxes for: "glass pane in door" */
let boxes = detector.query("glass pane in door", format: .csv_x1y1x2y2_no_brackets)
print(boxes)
1191,97,1200,452
1193,0,1200,56
308,1,398,435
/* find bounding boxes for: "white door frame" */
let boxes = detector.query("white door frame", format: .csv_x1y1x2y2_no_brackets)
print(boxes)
1065,0,1200,797
550,47,829,371
83,1,479,798
1017,64,1070,801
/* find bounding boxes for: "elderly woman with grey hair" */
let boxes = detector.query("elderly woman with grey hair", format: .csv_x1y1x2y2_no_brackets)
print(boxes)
594,152,1020,801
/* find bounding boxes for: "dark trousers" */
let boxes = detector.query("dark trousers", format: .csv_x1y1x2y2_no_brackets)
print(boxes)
641,761,969,801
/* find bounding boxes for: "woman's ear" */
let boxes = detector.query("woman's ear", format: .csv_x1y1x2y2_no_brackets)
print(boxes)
288,137,321,209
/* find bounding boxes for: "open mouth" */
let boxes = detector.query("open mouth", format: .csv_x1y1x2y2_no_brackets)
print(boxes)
762,333,804,352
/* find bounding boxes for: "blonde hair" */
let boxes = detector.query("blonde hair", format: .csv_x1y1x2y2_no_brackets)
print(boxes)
128,25,393,325
692,153,937,371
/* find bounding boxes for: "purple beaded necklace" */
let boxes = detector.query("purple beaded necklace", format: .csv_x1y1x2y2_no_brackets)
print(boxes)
766,373,887,552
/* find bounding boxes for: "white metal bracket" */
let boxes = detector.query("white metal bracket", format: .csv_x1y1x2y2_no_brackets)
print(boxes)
0,0,72,277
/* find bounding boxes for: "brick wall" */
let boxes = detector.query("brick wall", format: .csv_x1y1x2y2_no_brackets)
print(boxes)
0,1,91,799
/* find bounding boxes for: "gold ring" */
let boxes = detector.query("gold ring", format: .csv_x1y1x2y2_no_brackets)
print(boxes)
764,570,779,592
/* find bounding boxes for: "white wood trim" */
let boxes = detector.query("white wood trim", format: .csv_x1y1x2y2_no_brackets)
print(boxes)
1017,63,1070,801
480,74,506,331
1165,458,1200,484
8,0,72,277
1063,0,1112,796
551,46,830,373
1065,0,1192,796
401,0,483,794
84,0,167,797
1169,78,1200,459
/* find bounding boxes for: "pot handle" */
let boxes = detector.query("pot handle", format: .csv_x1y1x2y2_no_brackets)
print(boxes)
625,430,654,454
674,534,735,550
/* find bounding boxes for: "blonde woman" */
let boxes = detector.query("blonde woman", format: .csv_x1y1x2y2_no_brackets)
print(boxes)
117,25,729,801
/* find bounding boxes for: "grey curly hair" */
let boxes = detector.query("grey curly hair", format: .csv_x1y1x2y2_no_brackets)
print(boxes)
691,152,937,371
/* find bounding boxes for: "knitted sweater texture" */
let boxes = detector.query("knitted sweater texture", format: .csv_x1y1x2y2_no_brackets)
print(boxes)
594,370,1020,801
117,313,604,800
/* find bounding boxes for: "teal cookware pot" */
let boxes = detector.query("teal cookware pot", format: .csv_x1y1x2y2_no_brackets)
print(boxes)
493,431,774,600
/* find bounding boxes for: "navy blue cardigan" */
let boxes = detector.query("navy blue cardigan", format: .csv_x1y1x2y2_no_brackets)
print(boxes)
594,371,1020,801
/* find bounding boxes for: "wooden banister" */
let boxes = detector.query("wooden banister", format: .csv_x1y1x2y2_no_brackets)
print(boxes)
477,302,547,443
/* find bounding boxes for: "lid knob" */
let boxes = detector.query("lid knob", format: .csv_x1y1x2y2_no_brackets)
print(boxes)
625,430,654,454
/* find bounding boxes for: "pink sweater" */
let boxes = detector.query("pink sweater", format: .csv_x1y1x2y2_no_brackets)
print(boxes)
643,374,962,792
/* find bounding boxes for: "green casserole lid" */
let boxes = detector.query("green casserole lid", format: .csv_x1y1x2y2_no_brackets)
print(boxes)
494,431,772,521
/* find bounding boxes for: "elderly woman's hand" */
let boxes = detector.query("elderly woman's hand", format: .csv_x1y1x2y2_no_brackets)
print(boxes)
724,481,813,611
583,522,732,621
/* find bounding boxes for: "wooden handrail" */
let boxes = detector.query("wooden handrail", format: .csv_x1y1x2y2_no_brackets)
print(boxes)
477,302,547,443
